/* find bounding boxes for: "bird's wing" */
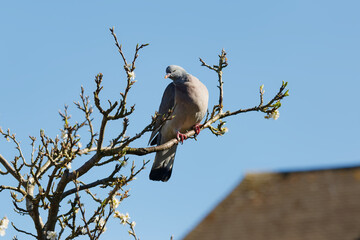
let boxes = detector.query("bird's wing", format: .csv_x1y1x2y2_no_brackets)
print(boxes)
148,82,175,145
188,75,209,123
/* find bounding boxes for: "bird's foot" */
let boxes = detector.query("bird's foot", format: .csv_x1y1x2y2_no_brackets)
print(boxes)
176,131,187,144
193,124,202,135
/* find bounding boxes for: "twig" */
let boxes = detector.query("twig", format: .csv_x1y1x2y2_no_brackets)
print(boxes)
0,154,26,186
110,27,129,69
199,48,228,112
11,222,37,238
61,164,123,200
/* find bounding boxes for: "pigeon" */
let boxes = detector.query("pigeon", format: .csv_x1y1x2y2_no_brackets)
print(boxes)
148,65,209,182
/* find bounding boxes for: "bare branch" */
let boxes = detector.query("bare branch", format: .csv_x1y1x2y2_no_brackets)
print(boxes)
130,43,149,72
0,185,27,196
61,164,123,200
110,27,128,69
74,86,96,149
199,49,228,113
11,222,37,239
0,154,26,186
110,118,129,148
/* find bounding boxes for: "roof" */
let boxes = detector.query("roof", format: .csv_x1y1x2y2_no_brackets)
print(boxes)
184,166,360,240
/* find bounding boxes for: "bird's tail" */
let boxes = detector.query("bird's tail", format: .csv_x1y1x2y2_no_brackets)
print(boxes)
149,145,177,182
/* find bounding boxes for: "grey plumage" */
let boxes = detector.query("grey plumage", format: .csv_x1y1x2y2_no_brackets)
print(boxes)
149,65,209,182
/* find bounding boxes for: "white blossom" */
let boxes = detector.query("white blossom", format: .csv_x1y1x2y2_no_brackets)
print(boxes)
0,217,9,229
131,221,136,228
270,110,280,120
265,109,280,120
128,71,135,80
80,227,87,235
111,196,120,209
62,132,68,141
95,217,107,232
98,218,105,227
116,212,130,225
77,142,82,148
0,229,5,237
47,231,57,240
0,216,9,236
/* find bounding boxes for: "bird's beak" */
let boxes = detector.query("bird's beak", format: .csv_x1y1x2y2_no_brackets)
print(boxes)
164,73,170,79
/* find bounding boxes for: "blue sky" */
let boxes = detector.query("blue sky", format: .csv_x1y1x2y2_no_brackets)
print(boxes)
1,1,360,239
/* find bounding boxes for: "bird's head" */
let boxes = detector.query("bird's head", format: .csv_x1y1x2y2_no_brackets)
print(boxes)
164,65,187,80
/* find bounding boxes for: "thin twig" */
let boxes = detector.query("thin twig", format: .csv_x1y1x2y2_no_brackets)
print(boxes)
11,222,37,238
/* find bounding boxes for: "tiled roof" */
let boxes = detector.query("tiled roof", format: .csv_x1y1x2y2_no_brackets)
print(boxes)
184,166,360,240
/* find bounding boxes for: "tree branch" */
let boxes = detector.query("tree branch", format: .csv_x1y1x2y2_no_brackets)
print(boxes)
11,222,37,239
0,154,26,186
61,164,123,200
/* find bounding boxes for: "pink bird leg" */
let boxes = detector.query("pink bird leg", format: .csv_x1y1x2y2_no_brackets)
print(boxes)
193,124,202,135
176,131,187,144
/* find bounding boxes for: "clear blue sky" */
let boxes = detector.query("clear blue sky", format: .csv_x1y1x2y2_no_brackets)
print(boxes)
1,1,360,239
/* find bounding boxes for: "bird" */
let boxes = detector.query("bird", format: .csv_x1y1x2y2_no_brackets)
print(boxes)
148,65,209,182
